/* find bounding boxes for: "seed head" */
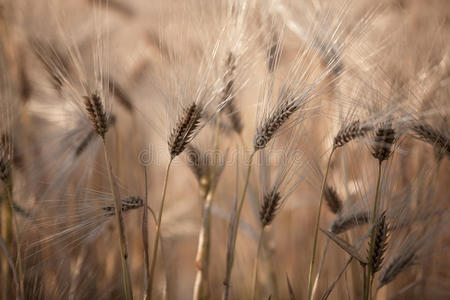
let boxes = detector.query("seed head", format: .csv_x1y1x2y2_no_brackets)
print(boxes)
254,101,299,150
369,212,389,274
103,196,144,217
84,92,108,139
324,185,342,215
168,102,202,158
371,122,396,162
333,120,372,149
260,190,282,227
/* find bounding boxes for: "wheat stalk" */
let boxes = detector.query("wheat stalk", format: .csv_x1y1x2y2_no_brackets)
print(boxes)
84,91,133,300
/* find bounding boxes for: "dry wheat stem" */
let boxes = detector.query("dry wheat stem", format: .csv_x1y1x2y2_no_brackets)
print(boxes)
307,147,335,300
103,142,133,300
148,159,173,300
143,166,150,300
193,119,222,300
193,184,215,300
364,160,383,300
251,228,264,300
222,150,256,300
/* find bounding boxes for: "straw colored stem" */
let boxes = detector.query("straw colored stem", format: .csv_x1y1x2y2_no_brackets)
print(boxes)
222,150,256,300
307,148,335,300
251,228,264,300
193,183,215,300
148,159,173,299
143,166,150,300
103,142,133,300
364,160,383,300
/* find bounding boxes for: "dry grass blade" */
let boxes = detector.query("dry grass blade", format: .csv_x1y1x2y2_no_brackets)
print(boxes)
410,121,450,159
320,257,353,300
84,93,108,139
260,191,282,227
333,120,372,149
324,185,342,215
320,228,367,265
286,274,296,300
168,102,202,158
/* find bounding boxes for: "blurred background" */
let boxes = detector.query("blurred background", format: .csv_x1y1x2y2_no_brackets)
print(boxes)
0,0,449,299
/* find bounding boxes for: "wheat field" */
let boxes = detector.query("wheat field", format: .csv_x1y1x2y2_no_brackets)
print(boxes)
0,0,449,299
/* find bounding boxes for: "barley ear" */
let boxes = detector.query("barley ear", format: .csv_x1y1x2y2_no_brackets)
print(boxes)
168,102,202,158
84,93,108,139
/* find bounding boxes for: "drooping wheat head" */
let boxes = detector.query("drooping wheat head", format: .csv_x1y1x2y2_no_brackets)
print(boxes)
410,121,450,160
334,120,372,149
324,185,342,215
260,190,282,227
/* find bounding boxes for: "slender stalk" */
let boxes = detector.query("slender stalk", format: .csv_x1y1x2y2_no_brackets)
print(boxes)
143,166,150,300
193,184,215,300
364,160,383,300
103,142,133,300
307,147,335,300
251,228,264,300
312,239,330,298
222,150,256,300
148,159,173,299
193,120,222,300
